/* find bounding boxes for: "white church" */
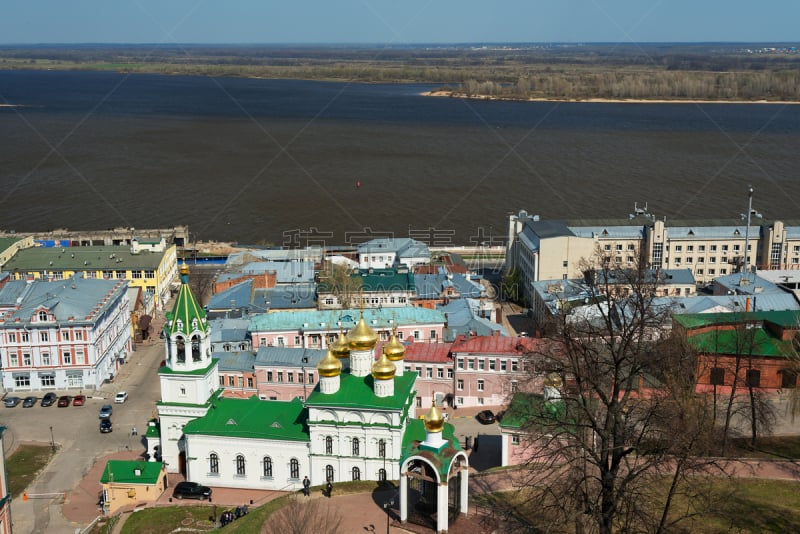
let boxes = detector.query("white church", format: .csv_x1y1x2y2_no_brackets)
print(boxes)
150,264,468,532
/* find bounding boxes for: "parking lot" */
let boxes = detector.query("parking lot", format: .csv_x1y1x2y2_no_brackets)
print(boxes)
3,333,165,534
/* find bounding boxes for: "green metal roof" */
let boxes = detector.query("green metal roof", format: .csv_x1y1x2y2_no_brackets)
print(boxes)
0,238,22,254
4,245,167,271
687,329,797,359
401,418,463,477
306,372,417,411
674,310,800,330
183,395,309,441
101,460,163,485
318,269,415,293
166,267,208,337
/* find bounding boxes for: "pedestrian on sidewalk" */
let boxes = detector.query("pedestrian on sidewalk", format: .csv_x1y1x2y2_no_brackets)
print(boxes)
326,478,333,498
302,475,311,497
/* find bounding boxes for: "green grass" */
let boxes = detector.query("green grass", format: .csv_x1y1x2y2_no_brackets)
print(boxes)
6,444,55,497
119,480,397,533
727,436,800,459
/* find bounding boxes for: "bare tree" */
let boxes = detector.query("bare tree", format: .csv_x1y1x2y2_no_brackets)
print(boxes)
515,255,723,534
318,261,362,309
262,495,344,534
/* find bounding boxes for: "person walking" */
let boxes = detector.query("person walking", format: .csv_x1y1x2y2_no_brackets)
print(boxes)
302,475,311,497
326,478,333,498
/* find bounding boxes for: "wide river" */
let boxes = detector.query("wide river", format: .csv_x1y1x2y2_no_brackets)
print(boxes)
1,70,798,246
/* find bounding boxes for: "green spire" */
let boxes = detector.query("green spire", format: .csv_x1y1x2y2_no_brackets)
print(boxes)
165,262,207,337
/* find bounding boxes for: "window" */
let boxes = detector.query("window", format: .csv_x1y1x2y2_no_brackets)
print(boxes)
247,377,253,388
710,245,717,252
430,330,436,340
290,458,300,479
61,331,69,341
228,376,235,386
478,359,485,370
457,379,464,390
42,353,50,366
674,257,681,265
720,269,727,275
325,465,334,482
7,333,15,343
512,434,521,445
500,360,507,372
721,256,728,263
447,368,453,379
562,260,568,268
294,336,301,345
416,396,421,407
23,353,32,366
457,358,464,370
41,374,55,387
478,397,484,405
263,456,273,477
235,455,246,476
352,438,360,456
219,376,225,386
209,453,219,474
308,373,314,384
326,436,333,455
10,353,18,366
710,367,725,385
75,331,83,341
277,337,285,347
437,368,443,379
675,245,682,252
781,370,797,389
616,244,623,251
378,439,386,458
477,379,484,391
102,270,113,279
489,359,496,371
511,381,518,393
132,270,143,279
144,270,155,278
722,245,729,252
746,369,761,388
413,331,419,340
512,360,519,372
267,371,273,382
378,468,387,482
40,331,49,342
426,368,432,378
457,397,464,405
468,359,475,370
277,372,283,383
38,311,48,321
21,332,29,343
288,372,294,383
699,245,706,252
14,375,30,388
352,467,361,481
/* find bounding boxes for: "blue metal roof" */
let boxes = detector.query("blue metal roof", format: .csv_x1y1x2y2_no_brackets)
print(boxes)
666,226,760,239
254,346,327,367
569,225,645,239
413,273,484,299
248,307,446,332
439,299,506,342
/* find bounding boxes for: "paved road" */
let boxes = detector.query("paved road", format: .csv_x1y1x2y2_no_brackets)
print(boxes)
4,332,165,534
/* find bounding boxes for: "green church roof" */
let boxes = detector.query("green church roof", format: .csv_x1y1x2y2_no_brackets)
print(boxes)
306,372,417,412
183,395,309,441
165,264,208,337
401,418,463,478
101,460,163,485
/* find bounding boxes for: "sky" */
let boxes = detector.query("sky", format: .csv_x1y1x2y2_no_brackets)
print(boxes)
0,1,797,45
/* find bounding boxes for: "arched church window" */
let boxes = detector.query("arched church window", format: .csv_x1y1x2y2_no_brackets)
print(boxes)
263,456,273,477
352,467,361,481
235,454,246,476
290,458,300,479
209,453,219,474
176,337,186,363
325,436,333,455
352,438,360,456
325,464,334,482
192,335,201,362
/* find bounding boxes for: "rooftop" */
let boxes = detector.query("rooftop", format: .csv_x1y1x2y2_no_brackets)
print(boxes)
4,245,168,271
306,371,417,412
100,460,164,485
248,307,446,332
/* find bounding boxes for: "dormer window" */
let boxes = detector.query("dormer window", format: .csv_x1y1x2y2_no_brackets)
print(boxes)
38,311,48,322
191,318,198,331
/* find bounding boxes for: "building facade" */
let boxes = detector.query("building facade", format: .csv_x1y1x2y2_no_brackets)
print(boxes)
0,274,131,391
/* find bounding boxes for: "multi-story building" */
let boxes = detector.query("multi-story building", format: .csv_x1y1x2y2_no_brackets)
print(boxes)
3,239,177,312
506,209,800,305
248,307,446,349
317,268,416,309
0,274,131,391
357,238,431,269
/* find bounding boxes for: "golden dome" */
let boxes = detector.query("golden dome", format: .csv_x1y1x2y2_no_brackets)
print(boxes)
424,405,445,433
329,333,351,359
544,372,563,389
383,333,405,361
371,352,396,381
317,350,342,378
347,316,378,351
180,262,190,276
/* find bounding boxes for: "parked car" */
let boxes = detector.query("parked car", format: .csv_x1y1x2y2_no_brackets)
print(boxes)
4,397,21,408
73,395,86,406
99,404,113,419
22,396,37,408
172,481,212,500
41,392,57,407
114,391,128,404
99,420,113,433
57,395,71,407
475,410,496,425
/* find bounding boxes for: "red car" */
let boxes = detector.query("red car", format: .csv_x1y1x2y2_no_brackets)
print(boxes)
72,395,86,406
57,395,71,407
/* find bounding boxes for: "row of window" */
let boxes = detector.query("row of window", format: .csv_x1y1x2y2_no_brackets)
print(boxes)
324,436,386,458
672,256,734,265
670,244,750,253
456,358,519,372
13,373,83,388
207,453,384,483
8,350,86,367
6,329,85,343
456,379,518,392
709,367,797,388
28,270,155,280
264,329,437,348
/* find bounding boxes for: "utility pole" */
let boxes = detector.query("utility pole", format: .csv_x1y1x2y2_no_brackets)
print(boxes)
741,186,754,280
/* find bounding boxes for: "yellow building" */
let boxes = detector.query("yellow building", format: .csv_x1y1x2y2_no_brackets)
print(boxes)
100,461,167,515
3,240,178,312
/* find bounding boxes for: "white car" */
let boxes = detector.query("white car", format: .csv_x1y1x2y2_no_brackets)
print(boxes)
114,391,128,404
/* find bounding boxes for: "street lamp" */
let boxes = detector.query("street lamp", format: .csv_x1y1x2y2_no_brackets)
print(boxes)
49,426,55,452
383,499,394,534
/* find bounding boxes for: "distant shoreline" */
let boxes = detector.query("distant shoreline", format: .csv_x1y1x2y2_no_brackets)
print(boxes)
421,89,800,105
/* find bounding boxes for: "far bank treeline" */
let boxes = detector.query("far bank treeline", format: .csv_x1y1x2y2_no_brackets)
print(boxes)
1,43,798,101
